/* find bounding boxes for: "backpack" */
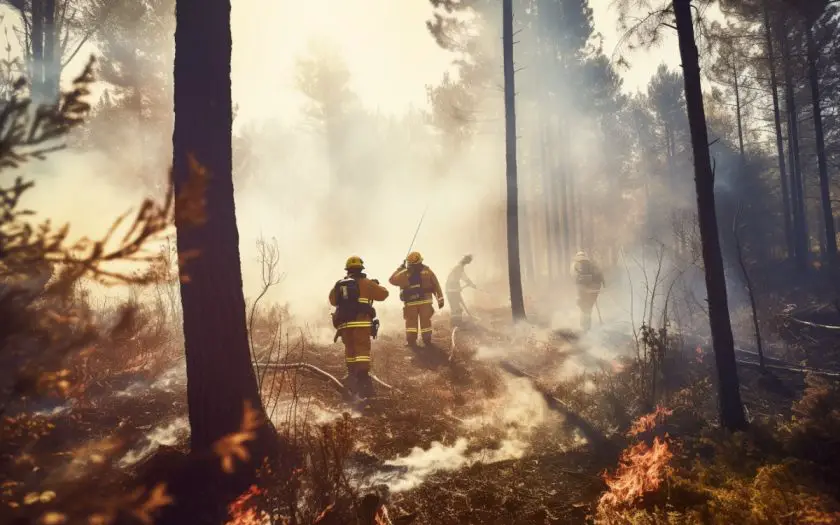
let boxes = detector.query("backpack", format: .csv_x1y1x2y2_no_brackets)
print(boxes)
399,267,426,302
332,277,362,328
575,260,595,286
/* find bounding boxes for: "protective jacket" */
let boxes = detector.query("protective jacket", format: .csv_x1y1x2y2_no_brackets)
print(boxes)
329,274,389,332
389,264,443,307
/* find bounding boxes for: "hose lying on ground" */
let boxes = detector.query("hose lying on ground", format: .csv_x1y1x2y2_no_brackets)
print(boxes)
254,361,400,394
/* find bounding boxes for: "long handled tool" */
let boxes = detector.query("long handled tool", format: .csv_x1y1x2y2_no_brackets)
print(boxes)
404,203,430,262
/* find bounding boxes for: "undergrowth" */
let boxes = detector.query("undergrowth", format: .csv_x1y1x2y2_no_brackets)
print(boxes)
592,368,840,525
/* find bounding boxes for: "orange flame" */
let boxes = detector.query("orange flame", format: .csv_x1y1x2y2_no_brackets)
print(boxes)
599,436,673,510
628,405,673,437
226,485,267,525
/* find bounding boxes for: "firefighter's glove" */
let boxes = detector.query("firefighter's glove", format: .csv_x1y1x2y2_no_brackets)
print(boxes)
438,297,445,309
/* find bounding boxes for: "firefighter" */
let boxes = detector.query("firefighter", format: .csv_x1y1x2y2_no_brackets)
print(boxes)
329,256,389,397
570,251,605,332
389,251,444,347
445,254,476,327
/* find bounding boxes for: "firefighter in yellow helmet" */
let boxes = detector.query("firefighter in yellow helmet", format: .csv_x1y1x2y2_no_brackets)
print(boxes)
329,256,389,397
389,251,444,347
570,250,605,332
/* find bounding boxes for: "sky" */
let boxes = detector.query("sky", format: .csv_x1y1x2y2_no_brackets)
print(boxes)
227,0,689,123
0,1,688,122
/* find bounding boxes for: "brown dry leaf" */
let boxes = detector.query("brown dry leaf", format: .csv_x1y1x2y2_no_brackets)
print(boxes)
213,400,261,474
24,492,40,505
132,483,173,525
39,491,56,503
39,512,67,524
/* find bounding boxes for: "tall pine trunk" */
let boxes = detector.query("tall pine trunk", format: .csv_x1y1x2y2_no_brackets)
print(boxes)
43,0,57,99
30,0,44,100
673,0,746,432
173,0,270,450
733,64,745,160
764,1,793,259
502,0,526,321
805,22,837,260
782,21,809,271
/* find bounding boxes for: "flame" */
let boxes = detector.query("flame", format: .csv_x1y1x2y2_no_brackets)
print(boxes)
598,436,673,510
627,405,673,437
226,485,268,525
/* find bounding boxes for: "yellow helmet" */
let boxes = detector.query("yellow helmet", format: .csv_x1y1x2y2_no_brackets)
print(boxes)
345,255,364,271
406,251,423,265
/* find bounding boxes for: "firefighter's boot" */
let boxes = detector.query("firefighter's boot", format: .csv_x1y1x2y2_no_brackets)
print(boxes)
356,371,375,399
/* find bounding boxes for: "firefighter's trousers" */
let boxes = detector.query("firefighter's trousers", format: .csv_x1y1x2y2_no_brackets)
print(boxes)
576,290,600,332
341,326,372,390
447,291,463,326
403,301,435,345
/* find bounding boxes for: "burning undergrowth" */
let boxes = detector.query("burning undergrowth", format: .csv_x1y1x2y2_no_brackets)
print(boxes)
359,375,569,494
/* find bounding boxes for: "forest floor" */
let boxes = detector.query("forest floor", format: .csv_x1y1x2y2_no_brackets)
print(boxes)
3,293,840,524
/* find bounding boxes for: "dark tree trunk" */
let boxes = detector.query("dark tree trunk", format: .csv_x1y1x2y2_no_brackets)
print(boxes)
173,0,270,450
764,2,793,259
805,23,837,260
503,0,526,321
673,0,746,432
782,21,809,271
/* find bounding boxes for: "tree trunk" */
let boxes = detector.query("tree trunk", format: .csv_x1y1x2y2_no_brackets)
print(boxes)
733,64,745,160
30,0,44,99
174,0,271,450
541,117,557,283
673,0,746,432
43,0,57,100
557,127,571,274
805,22,837,261
782,20,809,271
764,1,793,259
502,0,526,321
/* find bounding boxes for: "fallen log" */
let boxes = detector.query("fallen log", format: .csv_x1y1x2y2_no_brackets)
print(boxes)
780,316,840,331
736,359,840,379
499,360,613,450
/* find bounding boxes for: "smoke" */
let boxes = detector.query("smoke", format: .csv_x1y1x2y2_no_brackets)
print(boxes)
364,375,561,493
5,0,720,347
118,416,189,468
